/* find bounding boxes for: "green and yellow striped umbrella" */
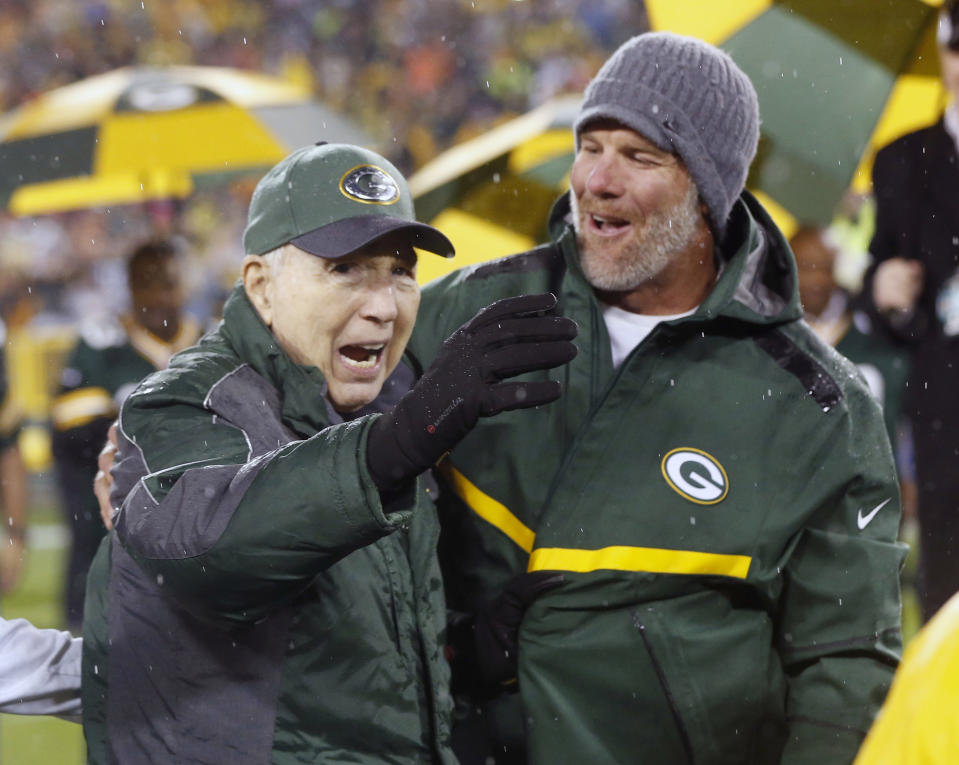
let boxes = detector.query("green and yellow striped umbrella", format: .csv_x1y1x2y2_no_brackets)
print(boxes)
410,95,579,284
0,65,374,216
647,0,950,230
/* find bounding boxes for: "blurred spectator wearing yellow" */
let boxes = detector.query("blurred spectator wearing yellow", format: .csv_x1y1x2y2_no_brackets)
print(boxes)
49,240,199,631
0,325,28,595
859,0,959,623
853,589,959,765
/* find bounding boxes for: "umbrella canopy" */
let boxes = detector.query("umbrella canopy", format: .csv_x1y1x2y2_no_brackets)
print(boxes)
409,95,579,284
0,65,376,216
646,0,950,229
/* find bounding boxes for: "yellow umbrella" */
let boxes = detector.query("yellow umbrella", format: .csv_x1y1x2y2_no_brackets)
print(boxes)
0,65,375,216
410,95,579,284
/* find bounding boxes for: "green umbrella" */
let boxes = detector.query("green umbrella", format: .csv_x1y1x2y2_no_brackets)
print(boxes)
648,0,949,226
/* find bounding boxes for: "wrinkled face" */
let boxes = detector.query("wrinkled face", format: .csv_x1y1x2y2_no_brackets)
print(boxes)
941,46,959,105
570,121,706,292
245,241,420,413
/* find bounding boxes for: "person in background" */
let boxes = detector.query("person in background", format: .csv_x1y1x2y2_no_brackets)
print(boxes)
0,323,27,596
83,142,577,764
50,240,200,630
859,0,959,623
792,225,911,467
408,32,905,765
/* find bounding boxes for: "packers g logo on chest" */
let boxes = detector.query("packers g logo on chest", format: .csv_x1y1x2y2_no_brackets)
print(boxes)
661,448,729,505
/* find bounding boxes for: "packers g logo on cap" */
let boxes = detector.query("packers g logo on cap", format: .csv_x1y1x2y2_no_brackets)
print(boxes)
661,448,729,505
340,165,400,205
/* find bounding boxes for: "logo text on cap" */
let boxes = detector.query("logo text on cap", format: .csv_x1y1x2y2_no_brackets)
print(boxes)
340,165,400,205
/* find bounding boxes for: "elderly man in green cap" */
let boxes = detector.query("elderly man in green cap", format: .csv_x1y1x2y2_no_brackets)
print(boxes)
81,142,578,765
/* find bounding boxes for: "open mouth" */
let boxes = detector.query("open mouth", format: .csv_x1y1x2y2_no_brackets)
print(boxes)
590,213,631,234
338,343,385,369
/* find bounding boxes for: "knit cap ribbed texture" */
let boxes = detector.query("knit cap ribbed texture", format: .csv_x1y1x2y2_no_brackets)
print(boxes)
574,32,760,237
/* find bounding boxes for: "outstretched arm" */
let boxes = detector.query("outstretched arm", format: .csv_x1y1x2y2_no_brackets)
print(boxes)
0,617,82,721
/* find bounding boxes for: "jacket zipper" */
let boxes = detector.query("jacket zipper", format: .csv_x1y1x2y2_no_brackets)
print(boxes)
634,613,696,765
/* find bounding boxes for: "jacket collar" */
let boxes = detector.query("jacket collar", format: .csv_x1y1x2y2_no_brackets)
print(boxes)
547,190,802,327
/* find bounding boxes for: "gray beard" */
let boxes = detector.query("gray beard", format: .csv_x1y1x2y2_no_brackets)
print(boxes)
573,183,703,292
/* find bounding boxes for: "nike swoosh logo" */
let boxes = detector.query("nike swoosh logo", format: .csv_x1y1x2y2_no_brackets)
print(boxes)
857,498,892,530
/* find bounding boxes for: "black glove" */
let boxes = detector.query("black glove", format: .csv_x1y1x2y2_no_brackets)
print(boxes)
475,571,565,692
367,293,577,489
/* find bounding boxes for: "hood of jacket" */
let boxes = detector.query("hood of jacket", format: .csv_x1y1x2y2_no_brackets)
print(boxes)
547,189,803,328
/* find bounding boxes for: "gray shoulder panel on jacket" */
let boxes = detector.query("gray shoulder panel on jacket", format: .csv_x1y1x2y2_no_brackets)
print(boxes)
204,363,297,458
116,364,296,560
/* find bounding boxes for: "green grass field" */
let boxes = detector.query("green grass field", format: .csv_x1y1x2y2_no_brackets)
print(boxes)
2,475,85,765
0,474,924,765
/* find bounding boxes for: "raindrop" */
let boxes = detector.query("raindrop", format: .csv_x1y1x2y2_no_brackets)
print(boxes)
651,104,659,114
492,173,501,183
163,320,168,327
101,19,105,26
838,597,843,606
243,37,247,45
156,573,164,586
839,56,843,65
689,516,696,525
485,80,490,88
94,664,99,675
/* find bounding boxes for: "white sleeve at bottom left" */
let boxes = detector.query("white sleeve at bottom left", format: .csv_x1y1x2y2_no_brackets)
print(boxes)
0,617,81,721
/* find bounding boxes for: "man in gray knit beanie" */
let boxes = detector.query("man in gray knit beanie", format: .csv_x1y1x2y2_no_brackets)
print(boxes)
568,31,762,307
406,29,904,765
574,32,760,238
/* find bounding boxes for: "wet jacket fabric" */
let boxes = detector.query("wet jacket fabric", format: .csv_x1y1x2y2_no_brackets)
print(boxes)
407,193,905,765
82,285,454,765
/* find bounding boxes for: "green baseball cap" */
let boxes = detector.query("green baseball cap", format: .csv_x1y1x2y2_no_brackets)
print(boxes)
243,142,454,259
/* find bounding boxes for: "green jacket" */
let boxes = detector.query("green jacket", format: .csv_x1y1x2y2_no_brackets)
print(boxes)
408,193,904,765
82,285,454,765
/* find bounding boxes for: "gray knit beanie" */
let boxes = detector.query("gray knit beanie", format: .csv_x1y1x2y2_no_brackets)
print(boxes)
574,32,760,237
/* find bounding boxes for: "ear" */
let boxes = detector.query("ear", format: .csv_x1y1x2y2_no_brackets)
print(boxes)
242,255,274,327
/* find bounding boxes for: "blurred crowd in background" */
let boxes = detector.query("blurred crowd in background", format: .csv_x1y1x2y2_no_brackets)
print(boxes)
0,0,647,342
